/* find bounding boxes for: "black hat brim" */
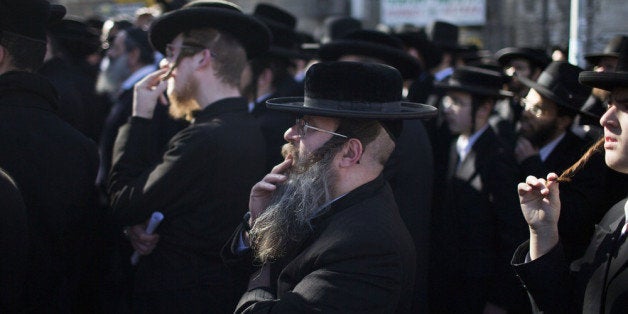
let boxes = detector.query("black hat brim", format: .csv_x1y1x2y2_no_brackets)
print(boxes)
318,40,421,80
579,71,628,91
149,7,270,59
495,48,550,68
584,53,620,64
266,97,437,120
433,81,513,98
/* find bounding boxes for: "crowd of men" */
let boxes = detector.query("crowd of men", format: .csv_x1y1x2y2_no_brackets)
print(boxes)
0,0,626,313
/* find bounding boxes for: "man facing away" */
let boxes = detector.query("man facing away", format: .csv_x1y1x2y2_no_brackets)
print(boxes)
107,3,270,312
222,61,437,313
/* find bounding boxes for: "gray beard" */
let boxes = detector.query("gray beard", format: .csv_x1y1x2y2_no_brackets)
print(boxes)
250,146,338,264
95,55,131,98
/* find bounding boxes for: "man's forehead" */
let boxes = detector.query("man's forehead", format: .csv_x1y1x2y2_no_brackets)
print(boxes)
611,87,628,101
508,58,531,67
304,115,340,124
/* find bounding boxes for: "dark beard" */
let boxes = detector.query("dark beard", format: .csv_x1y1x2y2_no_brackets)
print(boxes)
250,143,339,263
520,116,558,148
168,75,200,121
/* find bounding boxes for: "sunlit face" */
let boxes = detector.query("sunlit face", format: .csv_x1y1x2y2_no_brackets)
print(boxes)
283,115,341,161
519,88,562,147
443,91,473,135
601,87,628,173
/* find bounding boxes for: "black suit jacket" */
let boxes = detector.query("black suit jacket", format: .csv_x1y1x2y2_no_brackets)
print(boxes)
109,97,266,312
512,198,628,314
431,127,528,312
0,71,99,312
224,175,417,313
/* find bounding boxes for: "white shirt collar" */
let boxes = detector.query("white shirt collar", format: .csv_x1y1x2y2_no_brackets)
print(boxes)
539,132,566,162
456,124,489,163
434,67,454,82
121,64,157,91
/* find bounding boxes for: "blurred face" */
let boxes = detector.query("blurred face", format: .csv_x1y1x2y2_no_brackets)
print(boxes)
519,88,562,147
601,87,628,173
443,91,473,135
505,58,533,93
592,57,618,100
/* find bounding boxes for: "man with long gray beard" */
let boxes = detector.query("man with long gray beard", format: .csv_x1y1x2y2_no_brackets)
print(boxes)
222,61,437,313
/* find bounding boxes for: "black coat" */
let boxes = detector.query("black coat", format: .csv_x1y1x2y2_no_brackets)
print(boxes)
0,71,99,312
108,97,266,313
430,127,529,313
224,175,417,313
0,168,28,312
512,198,628,314
520,131,628,261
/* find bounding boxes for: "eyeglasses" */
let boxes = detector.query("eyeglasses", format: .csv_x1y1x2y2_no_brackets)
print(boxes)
165,43,210,61
294,118,348,139
520,98,545,118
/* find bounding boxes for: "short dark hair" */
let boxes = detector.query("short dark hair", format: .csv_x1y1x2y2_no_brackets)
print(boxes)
0,31,46,71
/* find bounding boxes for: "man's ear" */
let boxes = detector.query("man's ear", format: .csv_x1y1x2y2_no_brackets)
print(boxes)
258,68,273,87
339,138,363,167
476,99,494,120
556,114,573,132
128,48,140,66
196,49,213,69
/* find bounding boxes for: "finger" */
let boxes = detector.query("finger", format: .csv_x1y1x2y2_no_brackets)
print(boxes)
136,68,168,88
525,175,539,186
517,182,533,196
262,173,288,184
159,93,168,106
270,158,293,174
546,172,558,182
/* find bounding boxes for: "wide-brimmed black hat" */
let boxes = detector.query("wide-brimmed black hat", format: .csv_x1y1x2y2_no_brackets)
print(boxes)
585,35,627,64
434,66,512,98
184,0,241,10
266,62,436,120
520,61,593,116
495,47,551,69
426,21,460,51
580,40,628,91
48,18,101,59
0,0,57,43
395,28,442,71
318,30,421,80
149,3,270,59
252,3,306,60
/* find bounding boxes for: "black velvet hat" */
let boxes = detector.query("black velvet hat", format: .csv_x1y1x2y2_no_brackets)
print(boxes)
149,2,270,59
183,0,241,10
252,3,306,60
520,61,592,115
495,47,551,69
426,21,460,51
580,40,628,91
0,0,56,43
318,30,421,80
321,16,362,44
434,66,512,98
266,61,437,120
395,28,442,71
585,35,627,64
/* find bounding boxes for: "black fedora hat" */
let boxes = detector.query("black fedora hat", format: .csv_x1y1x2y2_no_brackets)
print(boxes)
184,0,241,10
434,66,512,98
585,35,627,64
149,3,270,59
318,30,421,80
266,61,436,120
48,18,101,59
0,0,57,43
519,61,593,116
252,3,306,60
580,40,628,91
495,47,551,69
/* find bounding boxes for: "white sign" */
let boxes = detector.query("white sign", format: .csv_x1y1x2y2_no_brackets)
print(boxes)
381,0,486,26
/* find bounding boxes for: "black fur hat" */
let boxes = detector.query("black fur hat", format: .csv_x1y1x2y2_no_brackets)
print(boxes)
266,61,436,120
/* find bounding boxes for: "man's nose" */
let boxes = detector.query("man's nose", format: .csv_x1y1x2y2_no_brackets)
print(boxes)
284,125,299,142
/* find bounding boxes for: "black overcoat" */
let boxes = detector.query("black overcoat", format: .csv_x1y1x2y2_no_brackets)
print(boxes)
224,175,417,313
512,197,628,314
430,127,529,313
0,71,99,312
108,97,266,313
